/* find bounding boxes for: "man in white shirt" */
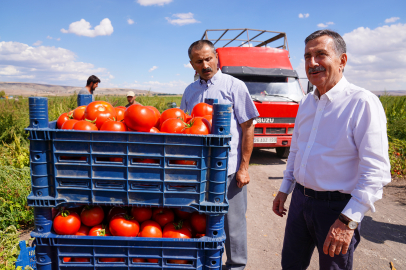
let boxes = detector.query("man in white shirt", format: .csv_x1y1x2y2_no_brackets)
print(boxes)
272,30,391,269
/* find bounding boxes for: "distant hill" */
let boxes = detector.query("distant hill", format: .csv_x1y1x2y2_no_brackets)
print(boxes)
0,82,166,97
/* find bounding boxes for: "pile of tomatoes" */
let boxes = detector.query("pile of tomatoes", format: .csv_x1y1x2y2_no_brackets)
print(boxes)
56,101,213,135
53,205,207,264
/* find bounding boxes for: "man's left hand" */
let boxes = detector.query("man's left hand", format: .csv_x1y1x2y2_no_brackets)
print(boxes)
323,219,354,257
236,169,250,188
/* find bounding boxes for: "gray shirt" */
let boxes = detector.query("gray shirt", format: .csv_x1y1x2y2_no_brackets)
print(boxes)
180,70,259,175
78,87,94,101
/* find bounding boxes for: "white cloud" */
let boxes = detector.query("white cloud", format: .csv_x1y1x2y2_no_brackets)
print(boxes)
137,0,172,6
47,36,53,40
149,66,158,72
184,63,193,69
385,17,400,24
0,41,113,85
166,13,200,26
0,65,20,75
47,36,61,41
342,23,406,90
56,38,61,41
299,13,309,18
33,40,42,46
317,22,334,28
127,18,135,25
123,80,189,94
61,18,114,37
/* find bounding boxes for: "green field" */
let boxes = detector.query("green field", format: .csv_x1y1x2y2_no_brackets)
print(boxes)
0,93,405,268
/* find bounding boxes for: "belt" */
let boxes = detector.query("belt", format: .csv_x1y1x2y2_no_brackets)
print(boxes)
296,183,352,201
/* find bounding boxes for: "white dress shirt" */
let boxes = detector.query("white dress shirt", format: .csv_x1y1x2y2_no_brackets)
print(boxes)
279,76,391,222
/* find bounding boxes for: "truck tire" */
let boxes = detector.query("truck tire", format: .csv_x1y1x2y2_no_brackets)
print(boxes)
276,147,290,158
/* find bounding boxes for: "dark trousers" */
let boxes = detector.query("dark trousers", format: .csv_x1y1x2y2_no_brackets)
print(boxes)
281,185,361,270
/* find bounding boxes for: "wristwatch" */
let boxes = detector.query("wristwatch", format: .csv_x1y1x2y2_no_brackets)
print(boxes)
338,214,358,230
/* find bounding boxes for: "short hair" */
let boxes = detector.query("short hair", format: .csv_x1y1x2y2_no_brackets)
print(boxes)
305,30,346,57
86,75,101,86
188,40,216,60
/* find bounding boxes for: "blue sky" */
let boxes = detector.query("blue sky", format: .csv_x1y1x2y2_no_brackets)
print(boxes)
0,0,405,93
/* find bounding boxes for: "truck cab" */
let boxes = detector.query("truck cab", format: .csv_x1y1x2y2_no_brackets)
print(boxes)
202,29,304,158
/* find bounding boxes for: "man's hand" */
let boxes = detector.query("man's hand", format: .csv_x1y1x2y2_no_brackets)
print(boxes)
273,191,288,217
236,168,250,188
323,219,354,257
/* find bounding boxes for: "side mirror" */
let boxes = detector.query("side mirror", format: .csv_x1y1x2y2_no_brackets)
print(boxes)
307,81,314,94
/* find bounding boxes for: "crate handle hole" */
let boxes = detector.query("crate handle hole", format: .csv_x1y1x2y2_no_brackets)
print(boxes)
215,197,220,203
33,120,39,126
34,155,41,160
219,127,224,132
212,260,217,265
216,161,223,167
133,158,159,164
36,191,42,196
37,226,43,232
169,160,196,166
213,231,218,236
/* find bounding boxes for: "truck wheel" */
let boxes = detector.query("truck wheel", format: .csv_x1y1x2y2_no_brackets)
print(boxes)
276,147,290,158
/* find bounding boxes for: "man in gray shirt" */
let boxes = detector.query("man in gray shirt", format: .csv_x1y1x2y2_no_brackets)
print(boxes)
180,40,259,270
78,75,100,101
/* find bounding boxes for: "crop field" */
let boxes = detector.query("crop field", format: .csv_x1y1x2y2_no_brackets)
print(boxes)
0,93,405,269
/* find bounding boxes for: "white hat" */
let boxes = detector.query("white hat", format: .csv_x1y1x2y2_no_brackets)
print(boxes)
127,91,135,97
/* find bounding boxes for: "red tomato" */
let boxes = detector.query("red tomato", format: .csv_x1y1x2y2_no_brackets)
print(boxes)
160,118,185,133
173,208,192,220
88,224,112,236
182,219,194,235
107,207,128,222
160,108,186,124
152,208,175,227
109,214,140,237
81,206,104,227
75,225,90,236
72,106,87,120
72,257,90,262
192,103,213,117
148,259,158,263
100,257,121,262
163,220,192,239
73,120,98,131
138,220,163,238
124,105,157,132
168,259,189,264
183,117,211,135
115,106,126,122
185,114,193,123
133,158,159,164
195,233,205,238
84,101,117,129
171,160,196,165
190,212,206,234
203,114,212,125
63,257,71,262
57,113,71,129
100,120,127,132
150,127,160,133
53,210,81,235
145,106,161,128
61,119,78,130
133,258,146,263
131,207,153,223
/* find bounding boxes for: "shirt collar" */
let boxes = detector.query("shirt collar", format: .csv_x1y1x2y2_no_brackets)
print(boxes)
313,76,348,101
199,69,222,85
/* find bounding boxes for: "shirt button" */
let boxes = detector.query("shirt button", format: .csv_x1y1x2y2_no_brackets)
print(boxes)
318,109,322,111
307,145,310,148
313,128,316,130
301,164,305,167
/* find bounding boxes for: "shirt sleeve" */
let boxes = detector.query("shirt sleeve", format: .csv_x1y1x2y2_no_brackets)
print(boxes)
341,94,391,222
231,80,259,124
279,99,303,194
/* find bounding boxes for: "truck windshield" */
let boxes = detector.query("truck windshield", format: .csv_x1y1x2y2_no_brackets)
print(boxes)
235,76,304,102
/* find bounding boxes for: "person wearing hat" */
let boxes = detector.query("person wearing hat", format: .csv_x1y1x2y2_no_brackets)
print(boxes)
125,91,141,107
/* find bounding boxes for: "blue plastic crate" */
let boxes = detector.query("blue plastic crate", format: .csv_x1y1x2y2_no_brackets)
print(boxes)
31,232,225,270
15,240,36,270
26,97,232,214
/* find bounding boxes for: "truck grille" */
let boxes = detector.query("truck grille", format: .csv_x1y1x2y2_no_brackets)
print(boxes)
254,127,263,134
266,128,286,134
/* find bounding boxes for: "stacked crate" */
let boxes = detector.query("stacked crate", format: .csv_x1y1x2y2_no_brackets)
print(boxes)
22,96,232,270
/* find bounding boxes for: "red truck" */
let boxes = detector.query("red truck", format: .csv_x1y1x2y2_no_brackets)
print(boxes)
201,29,305,158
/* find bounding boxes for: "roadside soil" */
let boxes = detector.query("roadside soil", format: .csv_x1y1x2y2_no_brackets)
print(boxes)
221,148,406,270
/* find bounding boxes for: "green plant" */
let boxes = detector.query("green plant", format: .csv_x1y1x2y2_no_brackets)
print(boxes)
0,166,33,230
0,225,33,270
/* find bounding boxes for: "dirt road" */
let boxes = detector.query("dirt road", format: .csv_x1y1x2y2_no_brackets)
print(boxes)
223,148,406,270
